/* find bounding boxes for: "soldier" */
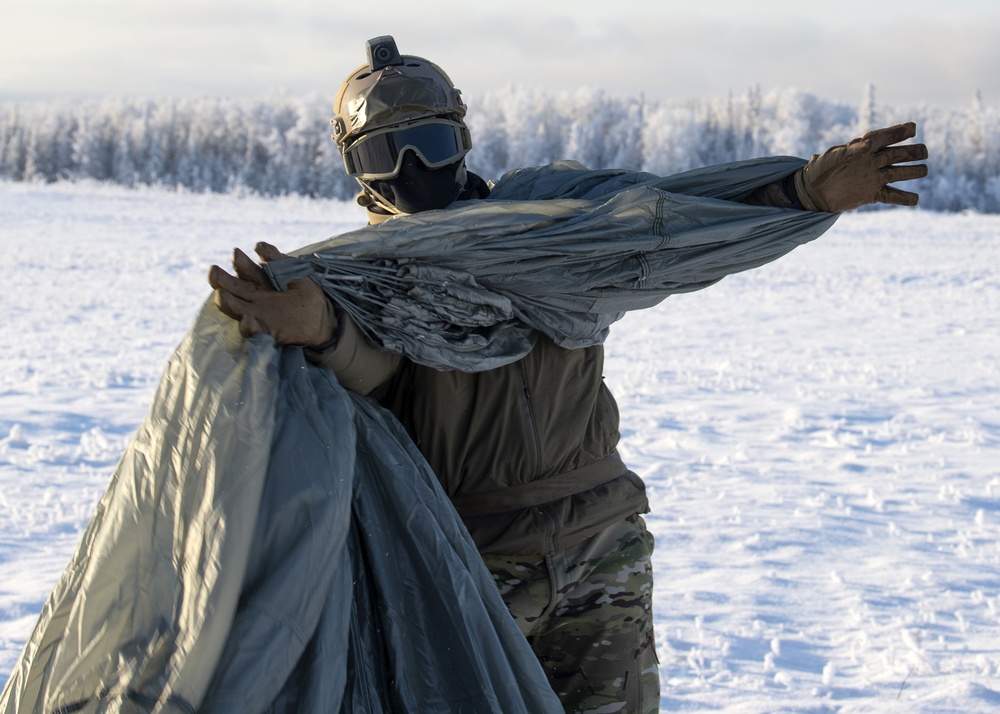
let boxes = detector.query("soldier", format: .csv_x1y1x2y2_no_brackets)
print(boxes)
209,35,927,713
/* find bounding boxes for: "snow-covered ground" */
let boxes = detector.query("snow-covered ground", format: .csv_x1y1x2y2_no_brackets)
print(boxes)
1,180,998,712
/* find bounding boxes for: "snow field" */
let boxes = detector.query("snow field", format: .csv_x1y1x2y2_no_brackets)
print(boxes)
1,181,998,711
607,210,1000,711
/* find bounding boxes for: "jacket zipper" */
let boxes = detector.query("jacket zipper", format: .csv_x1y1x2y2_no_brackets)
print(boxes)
518,362,543,478
538,505,558,556
520,361,557,556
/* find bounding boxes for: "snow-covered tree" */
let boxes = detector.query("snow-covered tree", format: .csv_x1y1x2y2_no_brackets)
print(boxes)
0,88,993,212
858,83,879,135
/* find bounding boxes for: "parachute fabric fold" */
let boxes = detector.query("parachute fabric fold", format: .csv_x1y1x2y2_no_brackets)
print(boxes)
1,305,280,713
339,395,562,712
267,158,838,371
1,310,561,713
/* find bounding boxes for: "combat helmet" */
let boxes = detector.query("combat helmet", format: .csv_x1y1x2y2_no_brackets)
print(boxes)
332,36,468,149
331,36,473,215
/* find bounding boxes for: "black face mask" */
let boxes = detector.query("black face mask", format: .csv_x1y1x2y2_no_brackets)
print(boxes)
367,152,464,214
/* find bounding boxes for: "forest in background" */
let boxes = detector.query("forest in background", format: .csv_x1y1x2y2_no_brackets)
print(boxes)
1,84,996,212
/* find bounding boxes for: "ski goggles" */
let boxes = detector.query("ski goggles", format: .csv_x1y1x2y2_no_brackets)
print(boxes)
342,118,472,180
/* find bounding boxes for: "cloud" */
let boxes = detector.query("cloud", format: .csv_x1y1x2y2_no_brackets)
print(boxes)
2,0,998,108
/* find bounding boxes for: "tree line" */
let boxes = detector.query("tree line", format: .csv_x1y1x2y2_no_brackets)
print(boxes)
1,85,996,212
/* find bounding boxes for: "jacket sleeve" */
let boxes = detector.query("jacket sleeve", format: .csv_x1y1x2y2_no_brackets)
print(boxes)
735,170,805,209
305,307,402,395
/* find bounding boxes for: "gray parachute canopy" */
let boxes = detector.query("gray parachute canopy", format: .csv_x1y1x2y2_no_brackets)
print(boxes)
268,158,836,370
1,158,836,713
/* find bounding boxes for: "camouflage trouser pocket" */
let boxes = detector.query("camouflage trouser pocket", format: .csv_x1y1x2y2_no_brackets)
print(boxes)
482,516,659,713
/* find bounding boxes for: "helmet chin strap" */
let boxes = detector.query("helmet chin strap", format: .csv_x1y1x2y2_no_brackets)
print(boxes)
356,183,406,216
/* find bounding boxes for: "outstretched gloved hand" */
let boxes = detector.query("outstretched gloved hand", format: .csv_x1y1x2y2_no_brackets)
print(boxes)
794,122,929,213
208,242,336,346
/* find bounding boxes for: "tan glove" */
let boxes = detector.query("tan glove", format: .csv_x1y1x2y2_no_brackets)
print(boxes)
795,122,929,213
208,242,336,346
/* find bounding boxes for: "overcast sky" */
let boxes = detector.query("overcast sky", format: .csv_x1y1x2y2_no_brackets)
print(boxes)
3,0,997,109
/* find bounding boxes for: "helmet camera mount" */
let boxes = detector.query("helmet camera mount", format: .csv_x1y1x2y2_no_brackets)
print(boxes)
366,36,403,71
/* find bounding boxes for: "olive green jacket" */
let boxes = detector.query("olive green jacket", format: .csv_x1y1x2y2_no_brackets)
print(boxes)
311,320,645,555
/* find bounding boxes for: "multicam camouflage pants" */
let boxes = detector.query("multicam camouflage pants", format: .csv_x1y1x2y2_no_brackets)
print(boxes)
481,515,659,714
